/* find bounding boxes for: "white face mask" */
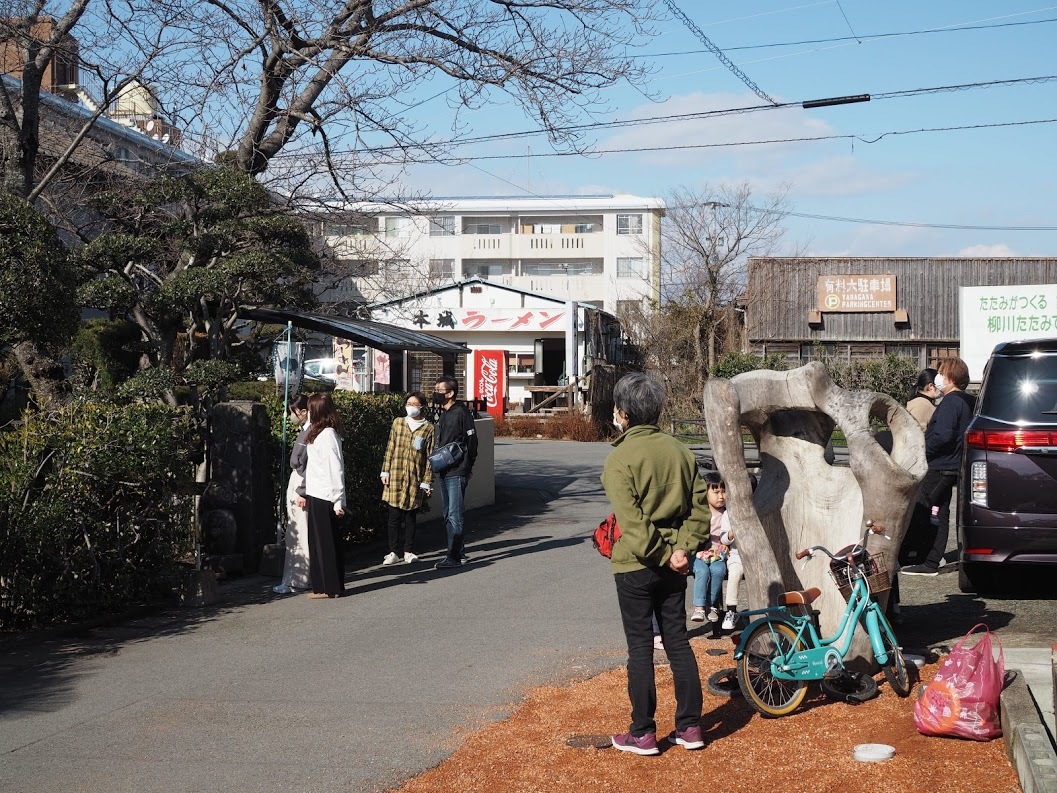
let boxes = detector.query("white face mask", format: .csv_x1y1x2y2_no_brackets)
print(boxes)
933,373,948,393
613,411,625,432
406,405,422,418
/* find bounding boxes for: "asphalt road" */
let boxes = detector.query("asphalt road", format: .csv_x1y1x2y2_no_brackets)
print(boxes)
1,439,1052,792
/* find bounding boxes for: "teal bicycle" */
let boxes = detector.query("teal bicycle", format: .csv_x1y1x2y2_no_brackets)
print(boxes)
733,521,912,717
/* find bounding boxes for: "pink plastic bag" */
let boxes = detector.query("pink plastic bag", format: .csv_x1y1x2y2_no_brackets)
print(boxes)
913,623,1005,741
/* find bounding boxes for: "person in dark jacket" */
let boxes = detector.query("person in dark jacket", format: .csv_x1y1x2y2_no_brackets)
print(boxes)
432,376,478,570
602,373,712,755
902,356,977,576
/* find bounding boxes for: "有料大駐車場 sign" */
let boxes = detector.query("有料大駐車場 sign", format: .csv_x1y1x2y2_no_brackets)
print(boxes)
817,274,896,312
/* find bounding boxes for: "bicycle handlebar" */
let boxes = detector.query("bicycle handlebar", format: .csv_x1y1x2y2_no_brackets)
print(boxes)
794,520,886,562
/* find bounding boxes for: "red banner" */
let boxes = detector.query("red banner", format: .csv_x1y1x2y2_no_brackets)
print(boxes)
473,349,506,418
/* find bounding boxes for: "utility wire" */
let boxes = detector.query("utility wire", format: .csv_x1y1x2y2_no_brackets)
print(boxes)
421,117,1057,162
636,15,1057,56
269,74,1057,161
833,0,862,43
743,205,1057,232
660,0,778,104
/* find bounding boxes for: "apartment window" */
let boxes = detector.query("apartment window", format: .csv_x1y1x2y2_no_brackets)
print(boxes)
467,262,512,278
385,216,410,238
616,214,643,235
574,223,596,233
324,221,372,237
616,299,644,317
468,222,501,234
616,257,645,278
429,259,455,279
429,216,455,236
337,259,379,277
522,261,599,276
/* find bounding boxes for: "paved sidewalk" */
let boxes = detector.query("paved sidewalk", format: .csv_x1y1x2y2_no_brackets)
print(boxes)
1005,647,1055,743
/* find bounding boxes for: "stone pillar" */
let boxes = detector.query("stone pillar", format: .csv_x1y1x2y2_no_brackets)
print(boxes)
206,401,274,573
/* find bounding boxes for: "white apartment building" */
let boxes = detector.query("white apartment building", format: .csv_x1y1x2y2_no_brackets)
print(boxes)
319,194,664,314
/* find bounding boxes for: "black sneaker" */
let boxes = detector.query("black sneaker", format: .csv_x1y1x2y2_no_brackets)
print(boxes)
435,557,461,570
901,564,939,577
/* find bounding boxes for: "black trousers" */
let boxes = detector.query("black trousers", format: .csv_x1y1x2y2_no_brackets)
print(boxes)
901,469,957,569
307,496,345,596
615,565,703,736
386,505,418,555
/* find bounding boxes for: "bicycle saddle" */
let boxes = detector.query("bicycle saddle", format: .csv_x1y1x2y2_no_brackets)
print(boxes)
778,587,821,606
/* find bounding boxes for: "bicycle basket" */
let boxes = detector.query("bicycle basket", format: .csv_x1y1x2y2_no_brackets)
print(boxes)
828,548,890,602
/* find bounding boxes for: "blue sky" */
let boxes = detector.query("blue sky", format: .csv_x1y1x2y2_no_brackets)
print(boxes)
396,1,1057,259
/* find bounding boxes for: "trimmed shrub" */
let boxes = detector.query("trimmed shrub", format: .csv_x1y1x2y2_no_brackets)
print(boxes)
494,411,608,442
0,403,198,630
265,390,403,542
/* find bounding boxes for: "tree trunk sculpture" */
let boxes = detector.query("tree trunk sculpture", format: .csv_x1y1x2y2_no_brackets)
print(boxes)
703,362,927,666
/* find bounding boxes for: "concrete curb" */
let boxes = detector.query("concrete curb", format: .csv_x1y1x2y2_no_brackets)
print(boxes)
1001,672,1057,793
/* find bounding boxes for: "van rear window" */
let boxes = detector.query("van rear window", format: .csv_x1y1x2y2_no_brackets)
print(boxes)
979,355,1057,424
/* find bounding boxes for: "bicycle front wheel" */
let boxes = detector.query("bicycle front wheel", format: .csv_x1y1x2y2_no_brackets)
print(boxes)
737,621,809,718
875,613,911,697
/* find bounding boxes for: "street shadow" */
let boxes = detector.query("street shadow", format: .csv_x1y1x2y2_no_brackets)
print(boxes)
0,580,281,718
0,475,599,722
897,593,1016,652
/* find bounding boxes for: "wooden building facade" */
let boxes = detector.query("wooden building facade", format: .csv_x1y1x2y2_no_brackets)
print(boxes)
745,257,1057,368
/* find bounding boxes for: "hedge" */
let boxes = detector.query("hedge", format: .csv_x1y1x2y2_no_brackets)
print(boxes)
0,403,198,630
264,390,404,543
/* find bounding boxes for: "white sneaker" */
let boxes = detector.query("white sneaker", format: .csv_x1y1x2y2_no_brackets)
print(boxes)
382,552,399,566
653,635,665,651
272,583,293,594
403,552,419,564
690,607,706,622
722,610,736,630
707,607,720,623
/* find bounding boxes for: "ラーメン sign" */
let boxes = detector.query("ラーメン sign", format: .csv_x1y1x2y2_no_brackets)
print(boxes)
817,274,897,312
959,283,1057,381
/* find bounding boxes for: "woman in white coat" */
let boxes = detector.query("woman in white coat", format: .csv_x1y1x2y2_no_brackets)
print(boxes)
273,395,311,594
303,393,346,599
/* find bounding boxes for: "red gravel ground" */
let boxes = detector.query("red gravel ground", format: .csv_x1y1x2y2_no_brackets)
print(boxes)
397,643,1020,793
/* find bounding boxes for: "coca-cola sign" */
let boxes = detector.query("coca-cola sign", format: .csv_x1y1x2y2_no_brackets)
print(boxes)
473,349,506,418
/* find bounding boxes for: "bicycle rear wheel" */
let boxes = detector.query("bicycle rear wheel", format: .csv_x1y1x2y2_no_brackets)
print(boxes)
875,612,911,697
736,621,809,718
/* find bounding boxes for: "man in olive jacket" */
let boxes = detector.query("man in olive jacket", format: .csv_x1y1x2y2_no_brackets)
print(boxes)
602,373,712,756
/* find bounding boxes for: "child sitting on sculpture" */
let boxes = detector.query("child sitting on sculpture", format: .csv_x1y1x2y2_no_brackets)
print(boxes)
691,472,729,623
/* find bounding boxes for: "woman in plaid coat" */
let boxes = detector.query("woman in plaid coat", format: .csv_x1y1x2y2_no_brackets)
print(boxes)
379,391,435,565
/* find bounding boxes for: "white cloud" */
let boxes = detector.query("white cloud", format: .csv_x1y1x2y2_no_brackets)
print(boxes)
956,244,1017,257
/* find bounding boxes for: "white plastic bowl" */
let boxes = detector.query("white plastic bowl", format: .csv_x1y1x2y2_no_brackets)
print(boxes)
903,653,926,669
854,744,896,762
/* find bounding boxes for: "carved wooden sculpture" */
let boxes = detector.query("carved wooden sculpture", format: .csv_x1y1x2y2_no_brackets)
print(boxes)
703,363,927,665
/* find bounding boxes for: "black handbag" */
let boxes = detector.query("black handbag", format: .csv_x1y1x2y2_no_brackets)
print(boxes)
428,441,465,472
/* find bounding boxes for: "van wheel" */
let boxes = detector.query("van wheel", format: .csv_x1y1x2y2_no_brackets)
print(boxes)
959,562,996,595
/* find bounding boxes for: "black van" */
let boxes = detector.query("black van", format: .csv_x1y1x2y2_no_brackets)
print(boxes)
957,339,1057,592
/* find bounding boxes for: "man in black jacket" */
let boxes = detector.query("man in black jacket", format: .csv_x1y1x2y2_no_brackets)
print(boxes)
902,357,977,576
432,376,478,570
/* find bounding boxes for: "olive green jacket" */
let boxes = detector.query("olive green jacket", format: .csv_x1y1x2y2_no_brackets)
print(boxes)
601,424,712,574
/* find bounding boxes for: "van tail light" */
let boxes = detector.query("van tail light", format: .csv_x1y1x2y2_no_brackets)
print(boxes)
970,461,988,507
966,429,1056,451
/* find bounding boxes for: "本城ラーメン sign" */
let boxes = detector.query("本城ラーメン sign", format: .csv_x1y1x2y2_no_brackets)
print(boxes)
817,275,897,312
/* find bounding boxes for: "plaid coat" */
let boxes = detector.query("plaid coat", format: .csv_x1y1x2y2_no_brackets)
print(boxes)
381,417,435,511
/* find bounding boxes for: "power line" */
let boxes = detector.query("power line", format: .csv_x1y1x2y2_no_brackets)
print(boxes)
269,73,1057,161
635,15,1057,57
745,205,1057,232
417,117,1057,163
833,0,862,44
660,0,778,105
